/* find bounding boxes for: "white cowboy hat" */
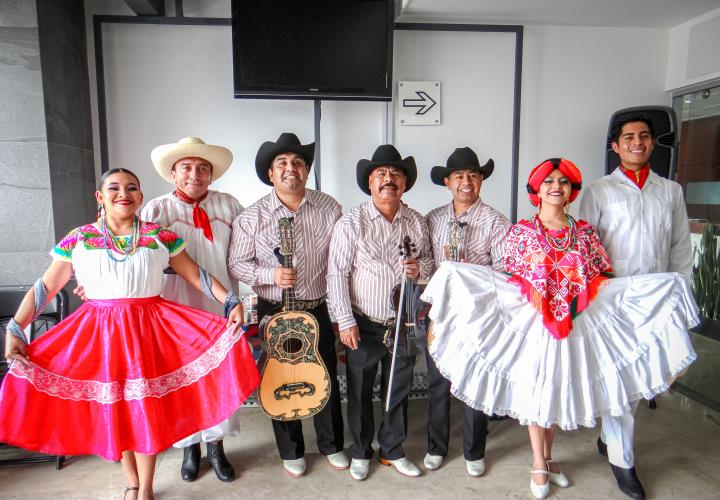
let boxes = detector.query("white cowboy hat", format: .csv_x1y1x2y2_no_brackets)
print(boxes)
150,137,233,183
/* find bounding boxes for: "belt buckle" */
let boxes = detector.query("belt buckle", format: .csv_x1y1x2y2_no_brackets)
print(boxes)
296,297,324,311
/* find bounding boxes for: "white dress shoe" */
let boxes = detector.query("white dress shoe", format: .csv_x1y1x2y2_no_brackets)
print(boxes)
423,453,443,470
380,456,421,477
350,458,370,480
465,458,485,477
326,451,349,470
546,459,569,487
283,458,306,477
530,467,550,499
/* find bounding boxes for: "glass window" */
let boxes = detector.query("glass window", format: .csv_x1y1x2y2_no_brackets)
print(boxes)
673,85,720,226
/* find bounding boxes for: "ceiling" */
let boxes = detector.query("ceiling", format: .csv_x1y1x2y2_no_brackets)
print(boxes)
397,0,720,28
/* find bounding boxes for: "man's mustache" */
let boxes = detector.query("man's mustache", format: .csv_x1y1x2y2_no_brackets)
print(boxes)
380,182,398,190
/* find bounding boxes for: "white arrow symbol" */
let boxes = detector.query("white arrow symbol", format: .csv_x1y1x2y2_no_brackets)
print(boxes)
402,91,437,115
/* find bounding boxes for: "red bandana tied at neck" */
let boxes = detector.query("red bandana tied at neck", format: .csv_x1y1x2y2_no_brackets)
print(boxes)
620,165,650,189
174,189,213,241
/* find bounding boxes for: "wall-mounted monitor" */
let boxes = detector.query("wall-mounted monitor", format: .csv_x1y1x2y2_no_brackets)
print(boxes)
231,0,394,101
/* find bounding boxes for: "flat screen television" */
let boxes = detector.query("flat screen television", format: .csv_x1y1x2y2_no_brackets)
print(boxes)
231,0,394,101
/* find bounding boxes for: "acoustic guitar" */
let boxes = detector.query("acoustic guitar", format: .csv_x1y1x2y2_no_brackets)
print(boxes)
257,217,331,420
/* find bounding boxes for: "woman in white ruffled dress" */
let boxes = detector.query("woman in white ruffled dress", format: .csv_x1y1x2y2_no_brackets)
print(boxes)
421,158,697,499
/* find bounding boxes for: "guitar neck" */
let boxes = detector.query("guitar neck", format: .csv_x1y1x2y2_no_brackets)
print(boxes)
447,221,467,262
282,254,296,310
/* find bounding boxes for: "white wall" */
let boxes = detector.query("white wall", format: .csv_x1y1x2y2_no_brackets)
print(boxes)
101,22,314,207
321,30,517,216
666,7,720,92
85,1,674,223
320,100,387,212
518,25,670,221
393,30,516,218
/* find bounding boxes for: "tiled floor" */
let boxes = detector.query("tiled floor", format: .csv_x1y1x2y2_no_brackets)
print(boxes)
0,391,718,499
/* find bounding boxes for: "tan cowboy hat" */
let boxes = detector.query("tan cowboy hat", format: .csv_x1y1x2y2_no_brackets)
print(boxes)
151,137,233,183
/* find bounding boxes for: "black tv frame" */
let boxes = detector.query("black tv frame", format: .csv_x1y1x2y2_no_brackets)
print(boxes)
230,0,394,101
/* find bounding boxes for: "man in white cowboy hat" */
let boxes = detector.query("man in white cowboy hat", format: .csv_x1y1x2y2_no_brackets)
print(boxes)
142,136,242,483
228,132,347,478
423,147,510,477
327,144,434,481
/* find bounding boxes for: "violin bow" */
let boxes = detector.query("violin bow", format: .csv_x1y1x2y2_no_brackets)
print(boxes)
385,235,413,413
385,276,406,412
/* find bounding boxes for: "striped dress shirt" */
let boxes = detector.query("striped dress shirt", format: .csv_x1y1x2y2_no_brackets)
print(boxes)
228,189,342,302
327,200,433,331
425,198,511,270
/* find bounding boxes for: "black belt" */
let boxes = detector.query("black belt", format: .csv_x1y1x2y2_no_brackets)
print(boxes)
352,308,394,327
259,296,326,312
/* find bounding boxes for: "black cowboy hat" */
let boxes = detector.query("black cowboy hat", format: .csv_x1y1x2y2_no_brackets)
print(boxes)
255,133,315,186
430,147,494,185
356,144,417,196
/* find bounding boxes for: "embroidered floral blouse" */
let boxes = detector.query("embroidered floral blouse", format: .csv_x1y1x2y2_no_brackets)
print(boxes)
503,217,613,339
52,221,185,300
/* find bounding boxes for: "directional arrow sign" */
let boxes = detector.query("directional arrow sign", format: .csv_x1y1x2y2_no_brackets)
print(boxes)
403,91,437,115
398,81,441,126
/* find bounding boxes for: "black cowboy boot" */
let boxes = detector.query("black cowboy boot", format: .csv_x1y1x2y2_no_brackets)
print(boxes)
180,443,201,481
610,464,646,500
597,437,608,457
207,440,236,482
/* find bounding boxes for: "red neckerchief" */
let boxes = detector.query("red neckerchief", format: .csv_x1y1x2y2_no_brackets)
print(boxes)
620,165,650,189
173,189,213,241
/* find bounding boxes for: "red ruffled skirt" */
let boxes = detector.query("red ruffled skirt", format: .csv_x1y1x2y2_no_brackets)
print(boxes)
0,296,260,461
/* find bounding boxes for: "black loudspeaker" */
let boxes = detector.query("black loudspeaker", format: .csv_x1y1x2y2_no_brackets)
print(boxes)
605,105,678,179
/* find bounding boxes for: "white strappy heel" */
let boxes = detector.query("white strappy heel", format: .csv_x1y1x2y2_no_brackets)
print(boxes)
530,467,550,499
546,459,570,487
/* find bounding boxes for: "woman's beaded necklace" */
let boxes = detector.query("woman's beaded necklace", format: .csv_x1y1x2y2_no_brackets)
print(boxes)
534,214,577,252
100,215,139,263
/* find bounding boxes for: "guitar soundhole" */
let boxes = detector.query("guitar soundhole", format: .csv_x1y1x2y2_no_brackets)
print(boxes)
282,336,303,354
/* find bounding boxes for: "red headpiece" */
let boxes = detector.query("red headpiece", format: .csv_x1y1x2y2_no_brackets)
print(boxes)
526,158,583,207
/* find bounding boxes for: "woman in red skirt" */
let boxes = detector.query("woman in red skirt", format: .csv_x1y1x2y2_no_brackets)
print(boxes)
1,168,260,499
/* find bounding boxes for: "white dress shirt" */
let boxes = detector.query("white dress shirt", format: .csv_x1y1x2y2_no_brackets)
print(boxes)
578,168,692,277
141,190,242,315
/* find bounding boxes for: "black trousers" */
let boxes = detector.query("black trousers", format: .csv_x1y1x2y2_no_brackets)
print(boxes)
257,300,344,460
425,350,487,460
346,313,416,461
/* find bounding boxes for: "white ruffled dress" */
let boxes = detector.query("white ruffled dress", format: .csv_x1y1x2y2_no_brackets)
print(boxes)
422,260,698,430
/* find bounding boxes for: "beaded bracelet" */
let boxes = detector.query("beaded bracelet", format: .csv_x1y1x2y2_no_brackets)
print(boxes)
6,318,28,344
199,267,216,302
224,290,241,319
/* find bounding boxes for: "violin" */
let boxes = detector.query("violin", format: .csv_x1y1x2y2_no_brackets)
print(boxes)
384,235,430,358
384,235,430,412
